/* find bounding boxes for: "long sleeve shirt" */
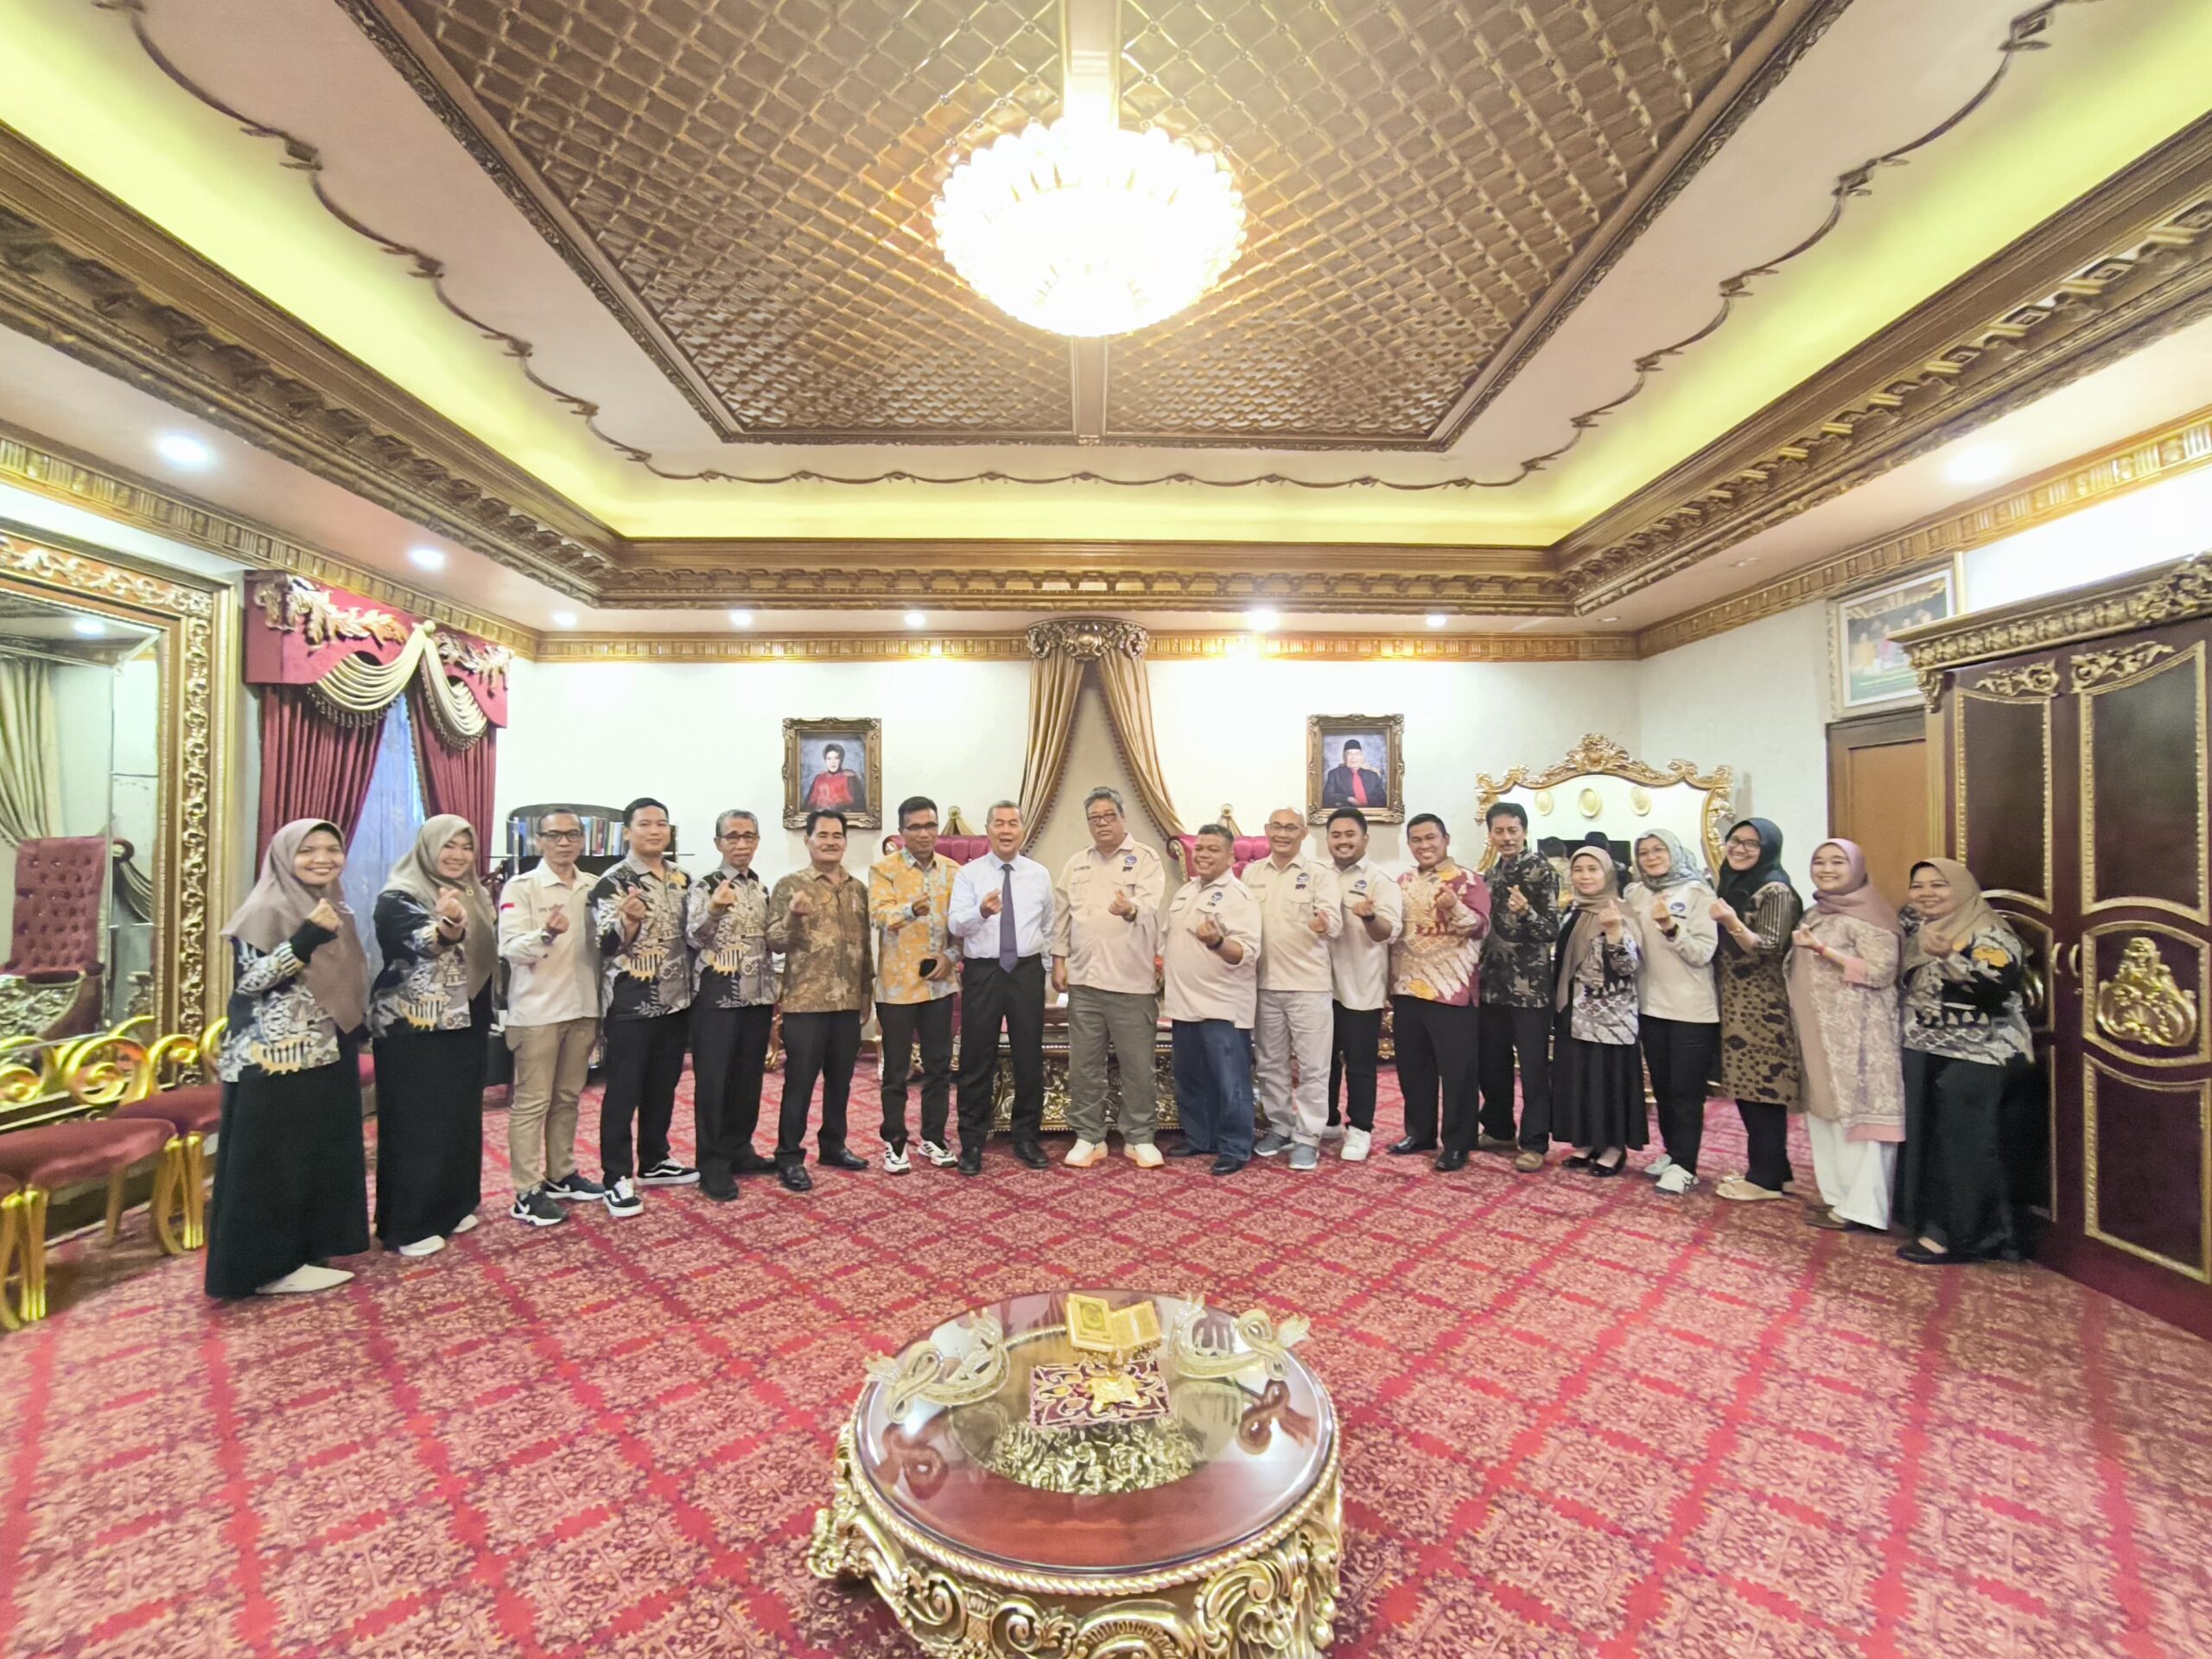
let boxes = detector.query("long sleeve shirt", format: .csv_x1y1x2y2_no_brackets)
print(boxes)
1326,857,1404,1011
498,861,600,1027
1900,912,2032,1064
948,852,1056,962
1053,836,1166,995
1243,855,1343,995
767,867,874,1014
1163,875,1262,1027
589,855,693,1021
1482,850,1561,1009
217,925,343,1081
369,890,479,1037
1624,879,1720,1023
1391,861,1491,1006
686,863,775,1008
868,849,957,1006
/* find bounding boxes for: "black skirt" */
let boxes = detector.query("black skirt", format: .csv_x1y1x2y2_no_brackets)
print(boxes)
1896,1048,2026,1259
372,1020,487,1247
205,1037,371,1298
1552,1015,1648,1153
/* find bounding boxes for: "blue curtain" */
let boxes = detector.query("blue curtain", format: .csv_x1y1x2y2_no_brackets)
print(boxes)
341,696,426,977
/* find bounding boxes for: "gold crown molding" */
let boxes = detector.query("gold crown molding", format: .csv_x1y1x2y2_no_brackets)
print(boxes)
1562,115,2212,609
0,124,614,598
534,629,1636,664
1898,550,2212,707
1635,399,2212,657
0,421,541,655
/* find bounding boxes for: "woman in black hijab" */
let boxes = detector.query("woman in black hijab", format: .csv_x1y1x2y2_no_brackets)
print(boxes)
1707,819,1806,1201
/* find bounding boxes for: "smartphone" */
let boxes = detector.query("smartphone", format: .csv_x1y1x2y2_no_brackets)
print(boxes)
918,957,939,977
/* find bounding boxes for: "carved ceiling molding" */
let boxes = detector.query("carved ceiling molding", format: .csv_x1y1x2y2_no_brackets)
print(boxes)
532,630,1637,665
1634,399,2212,657
0,124,614,600
0,421,541,653
1560,117,2212,608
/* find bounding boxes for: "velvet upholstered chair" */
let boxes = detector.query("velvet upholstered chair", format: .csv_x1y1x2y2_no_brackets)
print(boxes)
1,835,113,1040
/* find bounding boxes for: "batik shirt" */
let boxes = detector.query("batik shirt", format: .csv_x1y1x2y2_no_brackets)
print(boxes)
218,928,342,1081
590,855,693,1021
768,867,874,1014
1554,914,1642,1046
368,891,479,1036
868,849,957,1006
1482,850,1560,1009
686,863,774,1009
1391,861,1491,1006
1900,912,2032,1065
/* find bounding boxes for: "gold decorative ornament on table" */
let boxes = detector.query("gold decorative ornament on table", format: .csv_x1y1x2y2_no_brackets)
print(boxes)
810,1290,1341,1658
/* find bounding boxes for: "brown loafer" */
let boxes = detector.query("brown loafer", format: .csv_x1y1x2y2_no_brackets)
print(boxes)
1805,1207,1851,1230
1715,1176,1788,1203
1513,1149,1545,1173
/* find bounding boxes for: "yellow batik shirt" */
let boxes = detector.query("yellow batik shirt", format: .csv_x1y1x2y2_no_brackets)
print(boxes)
868,849,958,1006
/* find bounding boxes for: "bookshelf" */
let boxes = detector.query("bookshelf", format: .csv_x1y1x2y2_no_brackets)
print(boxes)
504,802,677,877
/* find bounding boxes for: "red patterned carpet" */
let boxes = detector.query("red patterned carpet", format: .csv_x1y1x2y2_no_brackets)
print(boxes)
3,1070,2209,1659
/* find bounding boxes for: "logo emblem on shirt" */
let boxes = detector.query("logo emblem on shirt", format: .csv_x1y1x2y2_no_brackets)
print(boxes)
1123,853,1137,870
1294,873,1309,890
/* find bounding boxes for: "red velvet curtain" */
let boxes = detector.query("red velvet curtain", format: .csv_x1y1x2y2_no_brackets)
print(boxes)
256,685,384,861
410,685,497,874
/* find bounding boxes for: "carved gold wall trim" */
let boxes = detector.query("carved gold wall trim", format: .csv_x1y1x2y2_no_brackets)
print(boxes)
532,630,1639,665
0,421,540,654
1636,402,2212,658
0,532,232,1036
1972,663,2059,699
1567,117,2212,609
2085,925,2206,1066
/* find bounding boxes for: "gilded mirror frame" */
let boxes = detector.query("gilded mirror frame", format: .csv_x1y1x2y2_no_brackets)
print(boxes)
0,530,235,1040
1473,734,1735,874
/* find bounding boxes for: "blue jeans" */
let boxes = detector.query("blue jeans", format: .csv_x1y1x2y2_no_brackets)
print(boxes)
1172,1019,1255,1162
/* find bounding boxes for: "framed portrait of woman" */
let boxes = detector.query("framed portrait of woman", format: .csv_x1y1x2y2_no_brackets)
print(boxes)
783,717,882,829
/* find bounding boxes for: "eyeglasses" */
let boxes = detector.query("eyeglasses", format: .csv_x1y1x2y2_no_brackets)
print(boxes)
1726,837,1763,851
539,830,584,842
1085,812,1121,825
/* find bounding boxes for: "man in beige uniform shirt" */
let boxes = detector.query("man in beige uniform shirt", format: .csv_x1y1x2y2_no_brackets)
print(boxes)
1322,806,1404,1162
1163,824,1262,1176
1053,786,1167,1169
1245,807,1343,1171
496,810,607,1226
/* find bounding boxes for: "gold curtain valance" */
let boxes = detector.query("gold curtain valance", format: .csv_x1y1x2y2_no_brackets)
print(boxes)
308,620,490,744
1016,618,1186,844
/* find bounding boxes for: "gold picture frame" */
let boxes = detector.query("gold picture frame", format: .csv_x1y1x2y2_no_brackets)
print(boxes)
1474,734,1734,874
783,717,882,830
1306,714,1404,823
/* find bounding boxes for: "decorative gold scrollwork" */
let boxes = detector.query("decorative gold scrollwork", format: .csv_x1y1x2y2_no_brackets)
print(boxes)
1165,1297,1310,1383
2070,641,2176,690
2095,937,2200,1050
1972,662,2059,698
864,1311,1009,1419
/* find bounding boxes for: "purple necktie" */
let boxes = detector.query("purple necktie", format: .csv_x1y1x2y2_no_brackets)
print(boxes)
998,863,1019,971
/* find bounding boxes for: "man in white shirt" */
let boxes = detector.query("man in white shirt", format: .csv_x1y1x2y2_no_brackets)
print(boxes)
1053,786,1166,1170
1162,823,1262,1176
1243,806,1343,1171
1321,806,1403,1162
948,800,1056,1174
496,810,606,1226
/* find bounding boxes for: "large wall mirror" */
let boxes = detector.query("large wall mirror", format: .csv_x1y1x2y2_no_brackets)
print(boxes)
1475,734,1734,882
0,532,233,1056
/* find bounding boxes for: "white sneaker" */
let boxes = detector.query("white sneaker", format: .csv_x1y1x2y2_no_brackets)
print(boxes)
397,1235,447,1258
256,1264,353,1294
1656,1165,1697,1196
1341,1128,1372,1162
1065,1139,1105,1168
884,1144,912,1174
605,1176,643,1218
451,1213,480,1235
918,1139,957,1167
1645,1154,1675,1180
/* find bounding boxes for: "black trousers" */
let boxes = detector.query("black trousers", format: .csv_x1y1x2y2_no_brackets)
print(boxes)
878,996,955,1147
1478,1003,1554,1149
1642,1016,1719,1173
690,1001,773,1179
600,1013,689,1181
1393,995,1479,1150
1737,1099,1795,1192
778,1009,862,1163
1897,1049,2029,1258
957,955,1046,1147
1325,1003,1384,1132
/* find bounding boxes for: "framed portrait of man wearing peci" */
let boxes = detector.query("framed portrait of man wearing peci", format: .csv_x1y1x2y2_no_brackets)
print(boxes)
1306,714,1404,823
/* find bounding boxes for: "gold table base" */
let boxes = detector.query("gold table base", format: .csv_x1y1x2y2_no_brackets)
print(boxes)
809,1425,1344,1658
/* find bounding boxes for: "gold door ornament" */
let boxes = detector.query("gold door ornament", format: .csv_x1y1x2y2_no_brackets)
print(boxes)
2095,937,2200,1051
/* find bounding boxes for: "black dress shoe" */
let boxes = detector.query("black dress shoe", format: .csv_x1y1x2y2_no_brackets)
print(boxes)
1562,1154,1593,1169
702,1179,740,1203
1013,1141,1049,1170
958,1146,983,1177
1589,1157,1624,1179
1897,1242,1961,1265
1165,1141,1212,1159
778,1163,813,1193
1388,1136,1439,1155
1210,1155,1247,1177
734,1151,779,1175
818,1147,868,1172
1434,1148,1470,1173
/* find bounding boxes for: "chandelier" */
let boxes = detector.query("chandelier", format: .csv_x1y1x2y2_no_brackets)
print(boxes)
932,120,1246,337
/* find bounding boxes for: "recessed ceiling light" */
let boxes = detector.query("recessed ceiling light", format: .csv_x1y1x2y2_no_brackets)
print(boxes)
408,546,448,571
154,434,213,469
1600,616,1622,623
903,611,927,628
1247,607,1280,632
550,611,578,629
728,608,755,627
73,616,105,638
1945,444,2011,486
1732,556,1759,568
1425,613,1449,629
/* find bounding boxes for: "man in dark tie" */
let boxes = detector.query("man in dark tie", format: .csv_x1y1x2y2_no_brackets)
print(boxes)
1320,739,1388,810
947,800,1056,1175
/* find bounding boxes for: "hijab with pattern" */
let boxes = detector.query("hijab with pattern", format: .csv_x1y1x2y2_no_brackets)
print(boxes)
1554,846,1624,1013
1630,829,1707,890
381,813,498,997
1903,856,2001,976
222,818,369,1034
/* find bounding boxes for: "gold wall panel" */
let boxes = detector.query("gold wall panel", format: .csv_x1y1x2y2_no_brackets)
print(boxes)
2079,643,2208,925
2082,1058,2212,1285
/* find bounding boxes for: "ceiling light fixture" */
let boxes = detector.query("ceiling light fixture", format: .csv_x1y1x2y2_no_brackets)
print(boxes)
155,434,213,469
550,611,579,629
728,608,755,627
408,546,448,571
931,0,1243,336
1247,607,1280,632
73,616,106,638
1945,444,2012,486
903,611,927,629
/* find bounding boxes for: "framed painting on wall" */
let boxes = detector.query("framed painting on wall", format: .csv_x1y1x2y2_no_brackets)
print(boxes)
783,717,882,830
1306,714,1404,823
1835,567,1958,711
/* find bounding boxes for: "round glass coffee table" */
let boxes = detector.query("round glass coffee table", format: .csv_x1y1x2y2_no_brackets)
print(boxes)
809,1288,1341,1657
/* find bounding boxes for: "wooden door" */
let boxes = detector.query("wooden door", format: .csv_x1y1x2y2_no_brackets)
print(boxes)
1827,709,1932,906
